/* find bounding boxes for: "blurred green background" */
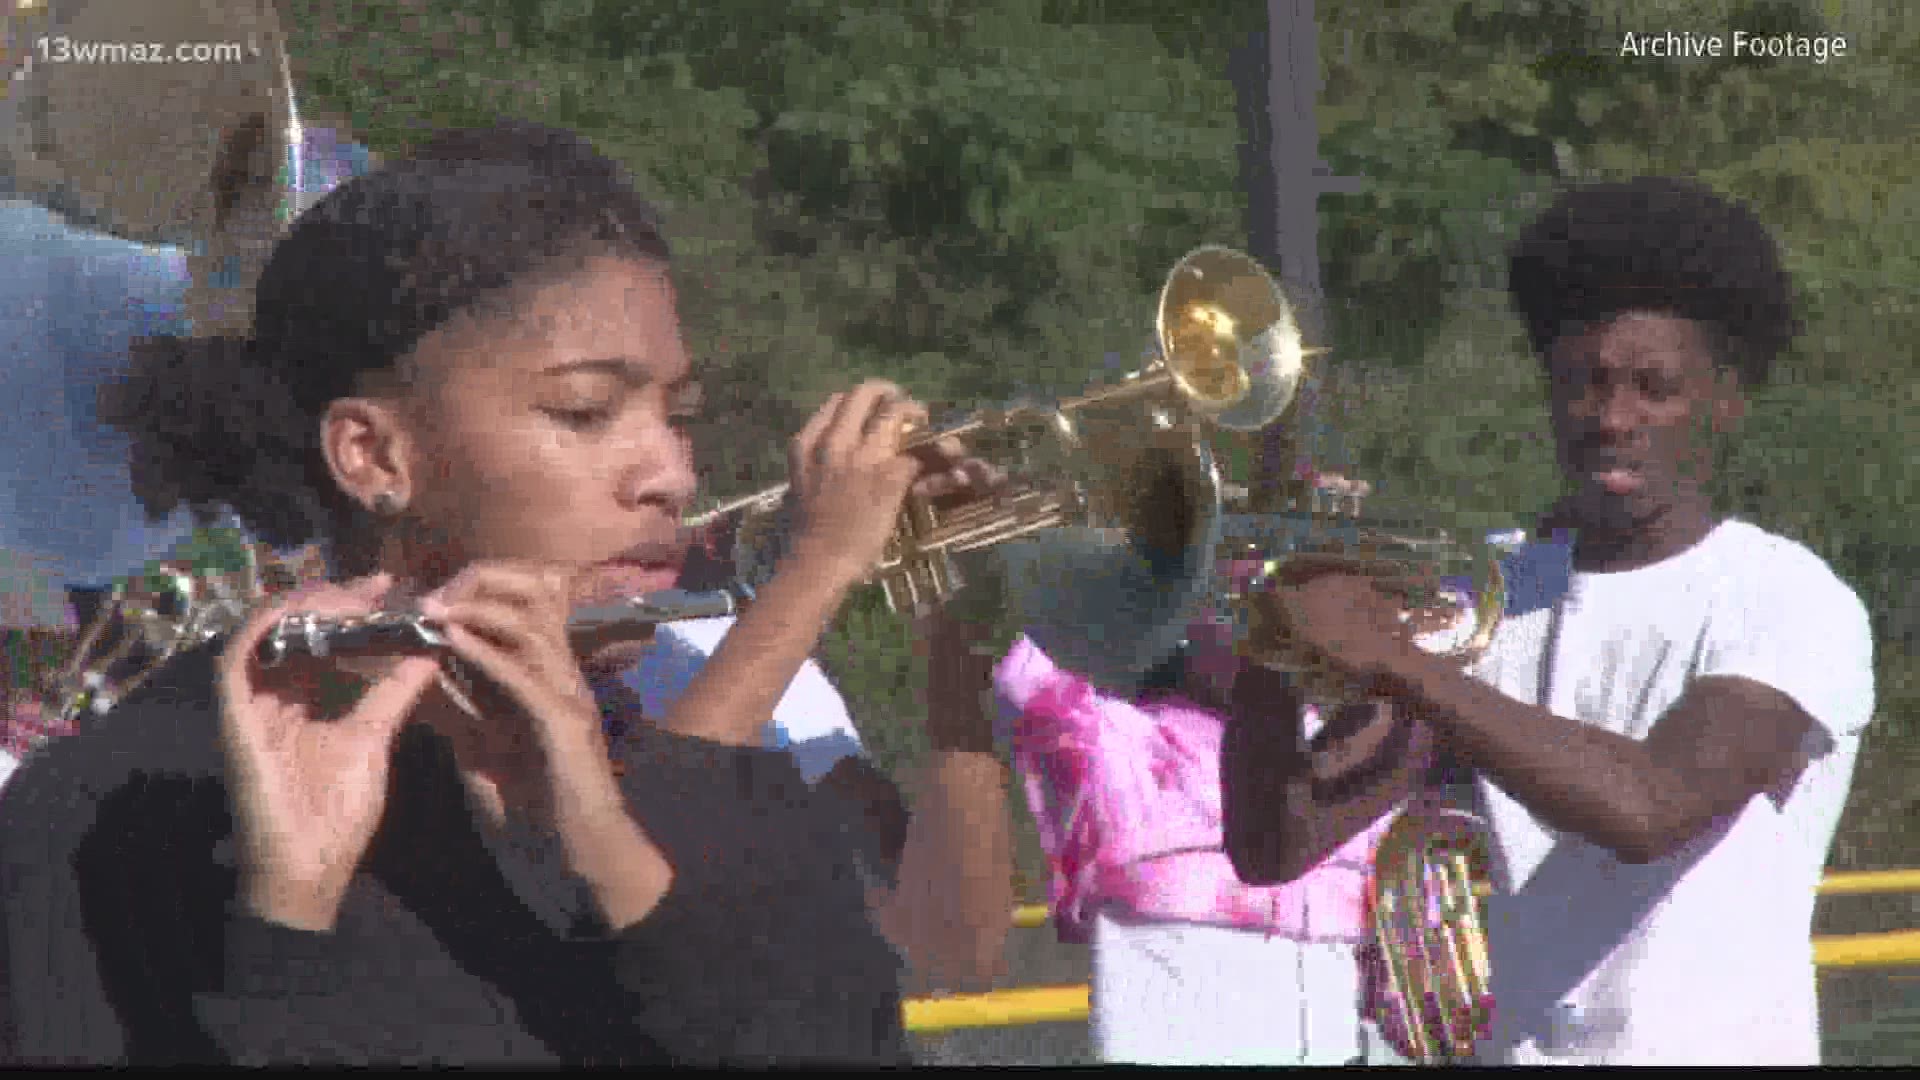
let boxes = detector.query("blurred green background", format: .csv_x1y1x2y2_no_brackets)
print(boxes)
284,0,1917,1060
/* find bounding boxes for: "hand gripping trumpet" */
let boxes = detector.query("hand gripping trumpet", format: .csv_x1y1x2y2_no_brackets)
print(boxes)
1224,525,1521,1065
690,245,1312,610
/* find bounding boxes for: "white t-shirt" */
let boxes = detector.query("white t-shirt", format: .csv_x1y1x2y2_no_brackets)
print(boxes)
0,748,18,792
1469,519,1875,1065
623,616,864,783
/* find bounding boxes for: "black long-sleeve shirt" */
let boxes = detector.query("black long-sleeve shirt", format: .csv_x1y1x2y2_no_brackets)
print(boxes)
0,645,907,1066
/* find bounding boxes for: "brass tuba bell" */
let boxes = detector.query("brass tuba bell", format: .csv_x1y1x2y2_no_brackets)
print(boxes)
4,0,304,335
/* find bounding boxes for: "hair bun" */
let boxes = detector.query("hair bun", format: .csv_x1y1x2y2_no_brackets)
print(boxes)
102,335,329,548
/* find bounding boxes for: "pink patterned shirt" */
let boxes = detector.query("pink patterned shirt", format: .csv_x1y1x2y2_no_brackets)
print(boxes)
995,630,1395,946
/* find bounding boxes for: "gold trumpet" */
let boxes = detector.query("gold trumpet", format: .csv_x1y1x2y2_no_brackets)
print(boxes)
1229,521,1510,705
686,246,1317,674
1222,530,1506,1066
1222,520,1511,1066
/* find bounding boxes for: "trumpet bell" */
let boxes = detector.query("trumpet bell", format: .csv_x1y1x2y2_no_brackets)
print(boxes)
988,248,1314,688
1157,245,1312,433
878,246,1311,627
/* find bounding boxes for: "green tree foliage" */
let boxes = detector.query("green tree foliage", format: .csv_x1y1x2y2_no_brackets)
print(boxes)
1309,0,1916,367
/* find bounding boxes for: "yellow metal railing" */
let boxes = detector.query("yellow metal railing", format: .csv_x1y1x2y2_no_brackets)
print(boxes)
904,985,1093,1033
1815,869,1920,897
903,869,1920,1035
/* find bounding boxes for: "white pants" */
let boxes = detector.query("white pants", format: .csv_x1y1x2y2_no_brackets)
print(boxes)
1091,909,1401,1066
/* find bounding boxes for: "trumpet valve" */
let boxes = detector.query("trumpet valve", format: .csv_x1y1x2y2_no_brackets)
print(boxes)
876,547,959,616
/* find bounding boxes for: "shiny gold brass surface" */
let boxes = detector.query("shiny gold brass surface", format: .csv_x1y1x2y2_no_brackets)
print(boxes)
1220,500,1514,709
4,0,302,334
1366,805,1497,1064
688,246,1314,623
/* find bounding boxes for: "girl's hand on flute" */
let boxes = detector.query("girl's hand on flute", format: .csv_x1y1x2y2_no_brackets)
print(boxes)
218,573,440,932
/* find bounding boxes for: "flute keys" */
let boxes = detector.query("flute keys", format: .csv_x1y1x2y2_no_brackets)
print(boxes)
301,614,332,661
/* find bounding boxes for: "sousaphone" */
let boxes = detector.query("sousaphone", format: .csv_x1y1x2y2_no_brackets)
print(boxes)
3,0,316,723
5,0,306,333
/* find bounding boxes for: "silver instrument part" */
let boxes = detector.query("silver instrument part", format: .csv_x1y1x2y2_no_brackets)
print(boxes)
253,582,756,668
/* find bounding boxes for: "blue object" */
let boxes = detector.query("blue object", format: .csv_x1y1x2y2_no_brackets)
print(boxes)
0,133,374,625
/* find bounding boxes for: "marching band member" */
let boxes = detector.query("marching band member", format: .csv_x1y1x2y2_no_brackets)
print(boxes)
625,614,909,875
995,493,1408,1066
0,120,1012,1065
1224,176,1875,1065
0,127,371,757
1,2,376,757
658,518,916,878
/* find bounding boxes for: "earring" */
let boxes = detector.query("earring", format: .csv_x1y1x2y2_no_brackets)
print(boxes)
370,491,405,517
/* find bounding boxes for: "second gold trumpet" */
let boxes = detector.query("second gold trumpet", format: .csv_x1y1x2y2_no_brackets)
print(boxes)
687,245,1315,616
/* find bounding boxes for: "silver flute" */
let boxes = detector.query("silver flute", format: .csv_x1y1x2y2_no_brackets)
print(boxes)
253,582,756,668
